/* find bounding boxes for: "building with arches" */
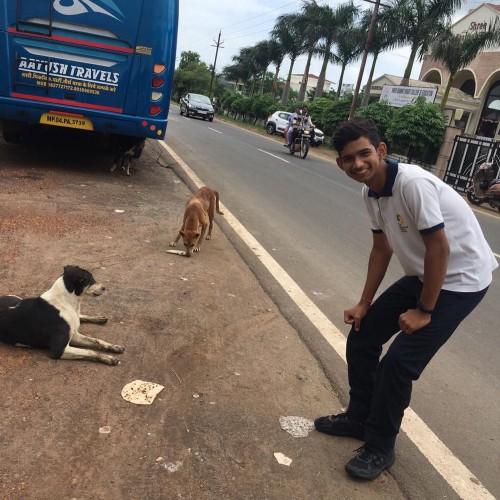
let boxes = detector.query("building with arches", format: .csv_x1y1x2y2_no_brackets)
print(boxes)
419,3,500,138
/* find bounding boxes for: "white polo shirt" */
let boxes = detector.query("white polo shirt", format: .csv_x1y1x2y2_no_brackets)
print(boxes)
363,161,498,292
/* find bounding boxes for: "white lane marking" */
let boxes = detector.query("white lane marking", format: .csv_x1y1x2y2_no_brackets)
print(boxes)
160,140,495,500
494,252,500,259
208,127,223,135
258,148,290,164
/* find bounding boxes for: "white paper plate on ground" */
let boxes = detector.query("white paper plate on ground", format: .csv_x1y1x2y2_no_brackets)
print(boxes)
279,416,315,438
121,380,164,405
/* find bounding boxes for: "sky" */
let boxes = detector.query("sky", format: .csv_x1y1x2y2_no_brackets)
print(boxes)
176,0,489,89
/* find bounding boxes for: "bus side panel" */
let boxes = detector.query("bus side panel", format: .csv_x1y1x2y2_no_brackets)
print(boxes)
124,1,178,138
0,31,9,97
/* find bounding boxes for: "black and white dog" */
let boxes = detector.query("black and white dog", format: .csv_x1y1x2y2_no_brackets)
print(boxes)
0,266,124,365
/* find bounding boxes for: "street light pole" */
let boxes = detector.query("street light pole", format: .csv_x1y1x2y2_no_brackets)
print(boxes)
209,30,223,98
348,0,380,120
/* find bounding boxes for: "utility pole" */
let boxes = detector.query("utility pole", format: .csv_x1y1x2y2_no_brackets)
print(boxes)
348,0,380,120
209,30,224,98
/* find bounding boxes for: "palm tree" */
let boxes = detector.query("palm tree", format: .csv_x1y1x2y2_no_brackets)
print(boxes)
430,23,500,112
267,39,286,97
297,0,323,101
314,2,358,98
222,47,257,92
252,40,274,95
333,25,363,98
385,0,464,86
272,13,305,105
360,8,399,106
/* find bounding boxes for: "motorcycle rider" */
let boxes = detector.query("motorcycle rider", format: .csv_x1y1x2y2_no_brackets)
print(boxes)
284,107,304,148
302,106,316,144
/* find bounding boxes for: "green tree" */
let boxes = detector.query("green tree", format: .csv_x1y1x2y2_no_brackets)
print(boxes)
304,96,352,137
178,51,202,68
430,23,500,111
385,0,464,86
360,8,399,107
388,97,446,162
251,95,279,124
223,46,258,92
252,40,276,95
272,13,305,106
314,2,358,98
267,39,286,98
357,100,395,138
173,51,211,100
297,1,323,101
333,24,363,98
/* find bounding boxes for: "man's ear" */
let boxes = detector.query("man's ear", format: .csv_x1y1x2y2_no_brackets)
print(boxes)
377,142,388,157
336,157,343,169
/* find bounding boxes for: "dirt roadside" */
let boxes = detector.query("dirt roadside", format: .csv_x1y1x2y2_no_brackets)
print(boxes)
0,134,405,500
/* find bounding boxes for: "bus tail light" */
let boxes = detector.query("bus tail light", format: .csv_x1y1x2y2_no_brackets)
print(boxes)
149,105,162,116
152,77,165,88
153,64,166,74
151,91,163,101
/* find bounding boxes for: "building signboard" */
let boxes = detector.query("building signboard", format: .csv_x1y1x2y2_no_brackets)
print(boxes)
380,85,438,107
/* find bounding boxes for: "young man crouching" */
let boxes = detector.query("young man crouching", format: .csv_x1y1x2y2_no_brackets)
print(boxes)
314,118,498,480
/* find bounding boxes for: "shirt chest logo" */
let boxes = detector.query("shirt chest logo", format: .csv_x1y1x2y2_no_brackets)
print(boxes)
396,214,409,232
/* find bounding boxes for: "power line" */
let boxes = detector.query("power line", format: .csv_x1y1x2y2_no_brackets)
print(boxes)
224,26,276,42
219,0,299,32
224,16,281,38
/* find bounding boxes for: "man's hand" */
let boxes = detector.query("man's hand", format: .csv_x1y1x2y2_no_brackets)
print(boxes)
344,302,371,332
399,309,431,334
487,183,500,195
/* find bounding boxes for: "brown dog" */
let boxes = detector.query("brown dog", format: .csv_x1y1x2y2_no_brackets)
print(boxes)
170,187,224,257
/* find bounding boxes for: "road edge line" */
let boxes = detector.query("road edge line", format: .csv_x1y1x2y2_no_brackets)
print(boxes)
159,139,495,500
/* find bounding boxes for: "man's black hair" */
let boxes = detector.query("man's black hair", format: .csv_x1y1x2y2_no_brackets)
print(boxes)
332,118,381,154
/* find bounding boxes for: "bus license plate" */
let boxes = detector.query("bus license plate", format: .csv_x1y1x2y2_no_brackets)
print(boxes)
40,113,94,131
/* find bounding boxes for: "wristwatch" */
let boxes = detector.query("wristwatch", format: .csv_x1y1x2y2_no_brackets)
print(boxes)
417,301,434,314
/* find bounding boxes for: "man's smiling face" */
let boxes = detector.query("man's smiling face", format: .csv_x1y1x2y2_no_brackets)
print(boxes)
336,137,387,189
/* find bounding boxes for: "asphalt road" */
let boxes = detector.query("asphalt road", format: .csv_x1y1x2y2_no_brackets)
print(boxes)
165,107,500,498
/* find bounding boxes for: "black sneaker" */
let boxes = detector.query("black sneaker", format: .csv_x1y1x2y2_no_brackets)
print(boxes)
314,412,365,440
345,445,395,480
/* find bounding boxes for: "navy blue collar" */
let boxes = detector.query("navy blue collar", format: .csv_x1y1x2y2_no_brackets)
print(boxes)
367,159,399,198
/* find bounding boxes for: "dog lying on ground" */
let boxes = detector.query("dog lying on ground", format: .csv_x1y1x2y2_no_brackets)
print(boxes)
0,266,124,365
170,186,224,257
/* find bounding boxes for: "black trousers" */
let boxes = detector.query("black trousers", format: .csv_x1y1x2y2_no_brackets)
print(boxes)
346,276,488,453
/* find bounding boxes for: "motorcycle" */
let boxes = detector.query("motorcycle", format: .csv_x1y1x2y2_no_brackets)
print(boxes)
288,120,311,159
466,162,500,212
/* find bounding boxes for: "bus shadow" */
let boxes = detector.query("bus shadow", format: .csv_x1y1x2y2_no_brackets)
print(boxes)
1,126,116,175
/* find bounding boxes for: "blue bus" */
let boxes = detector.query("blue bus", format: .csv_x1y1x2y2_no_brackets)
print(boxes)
0,0,178,152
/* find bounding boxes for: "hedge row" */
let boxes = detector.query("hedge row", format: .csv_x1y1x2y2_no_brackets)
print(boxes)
218,92,446,163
